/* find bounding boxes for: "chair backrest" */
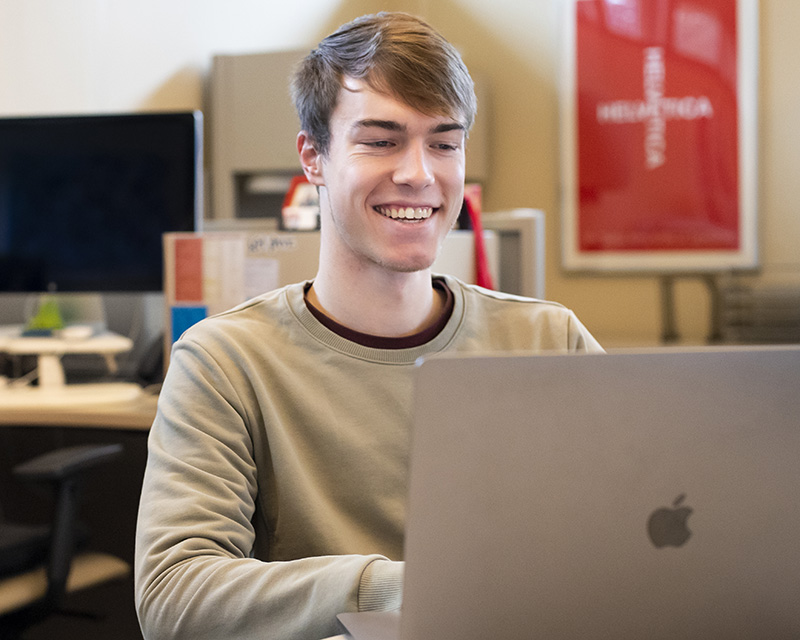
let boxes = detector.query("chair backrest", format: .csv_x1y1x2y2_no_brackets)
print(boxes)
0,443,127,629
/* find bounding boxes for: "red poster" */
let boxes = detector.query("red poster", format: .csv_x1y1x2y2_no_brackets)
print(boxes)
561,0,758,271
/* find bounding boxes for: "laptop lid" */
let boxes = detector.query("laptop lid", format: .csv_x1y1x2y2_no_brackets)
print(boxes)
400,347,800,640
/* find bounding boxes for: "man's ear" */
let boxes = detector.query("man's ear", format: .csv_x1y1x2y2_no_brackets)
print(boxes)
297,131,325,186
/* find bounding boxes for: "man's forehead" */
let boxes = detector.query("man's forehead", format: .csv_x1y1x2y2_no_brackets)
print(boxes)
337,76,466,131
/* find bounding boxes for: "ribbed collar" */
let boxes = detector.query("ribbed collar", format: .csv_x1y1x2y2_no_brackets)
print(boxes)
285,275,465,365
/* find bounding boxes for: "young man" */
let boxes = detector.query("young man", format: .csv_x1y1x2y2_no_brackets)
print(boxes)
135,12,603,640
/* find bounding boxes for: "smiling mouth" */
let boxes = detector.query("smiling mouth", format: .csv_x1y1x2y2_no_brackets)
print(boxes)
374,206,435,221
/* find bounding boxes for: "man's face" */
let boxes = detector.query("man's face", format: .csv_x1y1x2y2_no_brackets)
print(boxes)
307,77,466,275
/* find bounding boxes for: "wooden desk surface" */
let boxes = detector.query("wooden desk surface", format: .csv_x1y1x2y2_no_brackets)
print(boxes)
0,392,158,430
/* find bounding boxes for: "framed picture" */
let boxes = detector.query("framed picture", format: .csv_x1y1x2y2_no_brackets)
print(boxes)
560,0,759,272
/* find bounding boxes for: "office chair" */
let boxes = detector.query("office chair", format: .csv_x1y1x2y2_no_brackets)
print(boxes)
0,443,131,637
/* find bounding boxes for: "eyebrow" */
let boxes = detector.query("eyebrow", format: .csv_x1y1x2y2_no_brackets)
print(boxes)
352,119,466,135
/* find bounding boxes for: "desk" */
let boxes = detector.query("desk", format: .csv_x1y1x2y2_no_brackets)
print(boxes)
0,392,157,430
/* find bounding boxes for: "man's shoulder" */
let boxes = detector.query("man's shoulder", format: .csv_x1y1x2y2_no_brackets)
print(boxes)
441,275,603,352
443,275,569,313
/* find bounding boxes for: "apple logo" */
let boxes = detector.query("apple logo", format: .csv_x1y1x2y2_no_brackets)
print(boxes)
647,494,693,548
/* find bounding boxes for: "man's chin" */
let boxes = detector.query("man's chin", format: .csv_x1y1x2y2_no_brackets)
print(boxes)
376,255,437,274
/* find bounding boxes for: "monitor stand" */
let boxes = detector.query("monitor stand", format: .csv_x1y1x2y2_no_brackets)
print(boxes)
0,327,143,409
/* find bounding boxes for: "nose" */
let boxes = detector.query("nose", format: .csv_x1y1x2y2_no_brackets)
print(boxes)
392,141,434,189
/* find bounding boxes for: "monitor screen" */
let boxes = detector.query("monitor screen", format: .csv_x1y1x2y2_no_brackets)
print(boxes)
0,112,202,292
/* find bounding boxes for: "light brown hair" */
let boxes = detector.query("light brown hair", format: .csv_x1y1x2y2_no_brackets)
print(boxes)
291,12,477,155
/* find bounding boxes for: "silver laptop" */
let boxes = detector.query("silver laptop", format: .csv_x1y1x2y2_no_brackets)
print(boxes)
339,347,800,640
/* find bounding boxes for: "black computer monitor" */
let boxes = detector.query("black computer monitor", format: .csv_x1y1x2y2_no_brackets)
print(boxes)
0,111,202,293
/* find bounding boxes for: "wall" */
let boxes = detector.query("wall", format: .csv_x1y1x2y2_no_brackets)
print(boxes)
1,0,797,346
0,0,335,114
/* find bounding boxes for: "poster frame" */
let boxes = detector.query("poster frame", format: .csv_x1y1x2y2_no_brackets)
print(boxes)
559,0,759,273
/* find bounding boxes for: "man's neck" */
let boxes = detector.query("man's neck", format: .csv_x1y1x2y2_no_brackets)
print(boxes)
308,266,444,338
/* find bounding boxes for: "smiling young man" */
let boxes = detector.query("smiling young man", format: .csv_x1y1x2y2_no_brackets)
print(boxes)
299,73,466,340
135,12,603,640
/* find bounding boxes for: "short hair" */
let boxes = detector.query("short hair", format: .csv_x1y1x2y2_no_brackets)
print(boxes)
291,12,477,155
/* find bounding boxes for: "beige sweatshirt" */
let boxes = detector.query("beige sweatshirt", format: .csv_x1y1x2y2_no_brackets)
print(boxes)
135,275,603,640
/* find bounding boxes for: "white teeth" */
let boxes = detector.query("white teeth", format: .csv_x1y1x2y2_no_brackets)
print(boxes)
377,206,433,220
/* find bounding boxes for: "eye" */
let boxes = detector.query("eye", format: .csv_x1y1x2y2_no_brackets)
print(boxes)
432,141,461,152
430,133,464,152
363,140,394,148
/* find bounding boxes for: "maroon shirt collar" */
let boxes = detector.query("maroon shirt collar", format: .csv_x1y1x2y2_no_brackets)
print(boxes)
303,277,454,350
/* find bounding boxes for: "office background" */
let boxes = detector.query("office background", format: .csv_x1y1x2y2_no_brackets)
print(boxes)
0,0,797,346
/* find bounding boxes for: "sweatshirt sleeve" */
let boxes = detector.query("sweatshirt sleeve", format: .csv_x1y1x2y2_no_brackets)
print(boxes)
134,336,403,640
